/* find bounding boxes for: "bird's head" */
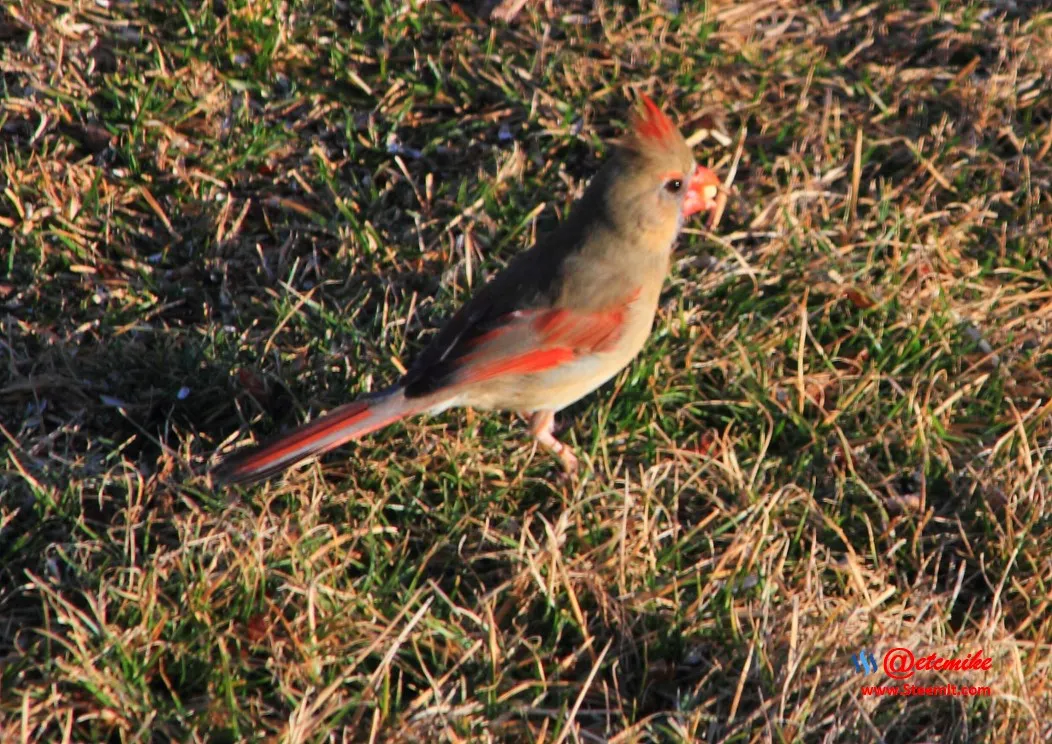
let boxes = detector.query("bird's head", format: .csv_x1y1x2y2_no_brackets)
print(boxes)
603,93,719,245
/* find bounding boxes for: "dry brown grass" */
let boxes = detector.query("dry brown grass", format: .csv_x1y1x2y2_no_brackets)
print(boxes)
2,0,1051,742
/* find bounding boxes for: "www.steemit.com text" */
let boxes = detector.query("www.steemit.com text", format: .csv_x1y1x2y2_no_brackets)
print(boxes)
861,683,991,697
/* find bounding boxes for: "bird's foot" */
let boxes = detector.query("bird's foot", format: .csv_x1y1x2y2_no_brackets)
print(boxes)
527,410,579,478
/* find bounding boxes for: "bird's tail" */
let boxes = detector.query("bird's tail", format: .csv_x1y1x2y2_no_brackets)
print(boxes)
212,387,423,486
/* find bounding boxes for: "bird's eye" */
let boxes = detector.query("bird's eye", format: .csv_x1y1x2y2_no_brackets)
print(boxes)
664,178,683,194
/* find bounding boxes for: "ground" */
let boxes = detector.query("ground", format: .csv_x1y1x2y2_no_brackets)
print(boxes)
1,0,1051,742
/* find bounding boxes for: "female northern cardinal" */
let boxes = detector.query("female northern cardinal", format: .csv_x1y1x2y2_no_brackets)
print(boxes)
213,93,720,485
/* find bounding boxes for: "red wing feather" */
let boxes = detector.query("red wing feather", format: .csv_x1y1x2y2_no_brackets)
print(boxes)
532,307,626,352
455,347,576,385
452,295,637,386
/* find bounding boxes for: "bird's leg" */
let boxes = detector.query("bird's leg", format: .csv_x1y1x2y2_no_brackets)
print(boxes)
527,410,578,475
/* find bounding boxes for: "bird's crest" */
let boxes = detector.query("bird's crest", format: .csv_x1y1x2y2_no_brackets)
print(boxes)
630,93,677,148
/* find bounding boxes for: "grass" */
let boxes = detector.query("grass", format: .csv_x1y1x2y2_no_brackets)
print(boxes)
1,0,1051,741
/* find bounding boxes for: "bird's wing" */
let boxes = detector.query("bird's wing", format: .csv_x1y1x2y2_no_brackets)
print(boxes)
402,282,641,397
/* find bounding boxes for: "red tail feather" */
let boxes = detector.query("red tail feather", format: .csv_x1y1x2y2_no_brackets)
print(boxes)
212,391,413,485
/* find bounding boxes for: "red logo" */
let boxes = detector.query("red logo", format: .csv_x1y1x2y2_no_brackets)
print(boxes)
883,648,914,679
882,648,991,680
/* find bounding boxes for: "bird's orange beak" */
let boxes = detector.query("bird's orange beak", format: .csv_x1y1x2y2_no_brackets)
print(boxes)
682,165,720,218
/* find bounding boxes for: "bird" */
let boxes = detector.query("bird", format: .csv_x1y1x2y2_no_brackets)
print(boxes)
212,92,720,486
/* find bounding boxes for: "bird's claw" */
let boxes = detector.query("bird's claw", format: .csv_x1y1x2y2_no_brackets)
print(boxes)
528,409,579,480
